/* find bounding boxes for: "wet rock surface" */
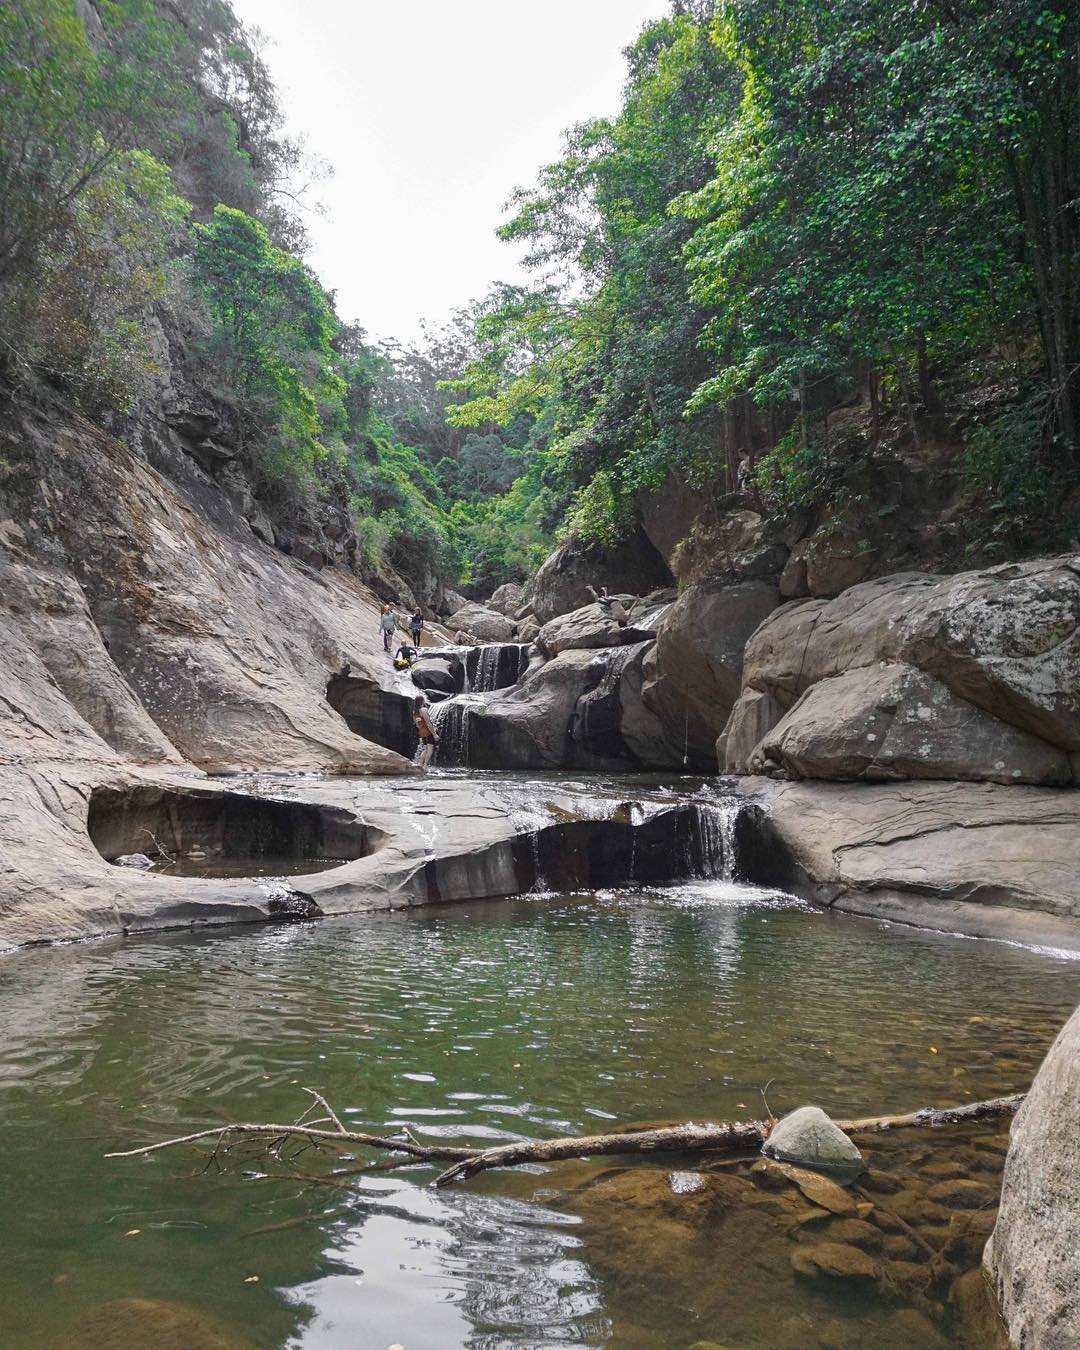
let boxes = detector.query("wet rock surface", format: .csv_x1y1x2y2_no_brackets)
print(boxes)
763,1106,864,1171
522,1115,1017,1350
739,778,1080,947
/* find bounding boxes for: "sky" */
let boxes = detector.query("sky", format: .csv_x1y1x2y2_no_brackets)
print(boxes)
227,0,670,344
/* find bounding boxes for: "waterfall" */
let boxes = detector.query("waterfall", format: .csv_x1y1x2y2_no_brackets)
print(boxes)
428,698,475,767
466,643,531,694
690,797,741,881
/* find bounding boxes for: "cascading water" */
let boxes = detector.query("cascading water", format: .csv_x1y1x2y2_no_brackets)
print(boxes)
427,644,532,767
690,796,742,881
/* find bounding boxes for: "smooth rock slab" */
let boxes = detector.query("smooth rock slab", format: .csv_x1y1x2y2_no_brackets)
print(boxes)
763,1105,863,1171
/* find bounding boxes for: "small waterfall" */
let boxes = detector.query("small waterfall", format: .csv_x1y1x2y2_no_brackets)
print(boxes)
428,698,475,767
466,643,531,694
690,797,741,881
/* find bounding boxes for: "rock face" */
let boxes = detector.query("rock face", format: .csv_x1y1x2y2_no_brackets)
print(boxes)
738,777,1080,948
986,1003,1080,1349
447,601,515,641
755,663,1071,786
721,556,1080,782
527,527,673,624
763,1106,863,1170
643,578,779,769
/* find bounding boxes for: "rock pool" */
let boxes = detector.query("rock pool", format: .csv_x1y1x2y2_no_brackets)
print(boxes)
2,839,1078,1347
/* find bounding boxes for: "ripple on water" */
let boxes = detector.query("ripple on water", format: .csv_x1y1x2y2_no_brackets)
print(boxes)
0,884,1077,1348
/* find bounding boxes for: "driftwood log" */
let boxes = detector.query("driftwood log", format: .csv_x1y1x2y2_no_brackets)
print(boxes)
105,1089,1025,1188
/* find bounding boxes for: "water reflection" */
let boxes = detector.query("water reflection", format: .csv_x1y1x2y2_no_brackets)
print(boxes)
0,882,1077,1348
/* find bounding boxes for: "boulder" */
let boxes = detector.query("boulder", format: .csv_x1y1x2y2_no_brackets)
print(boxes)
723,555,1080,781
410,658,458,695
618,642,685,769
527,527,673,624
789,1241,878,1283
442,588,468,616
804,525,878,598
718,687,786,775
643,578,779,769
638,470,705,565
779,540,809,599
985,1002,1080,1349
672,509,789,587
487,581,524,616
445,602,514,642
753,663,1071,786
763,1105,863,1171
465,649,634,770
738,777,1080,946
536,602,652,657
517,617,541,644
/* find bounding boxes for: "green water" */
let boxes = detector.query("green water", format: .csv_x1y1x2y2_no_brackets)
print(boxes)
1,880,1077,1348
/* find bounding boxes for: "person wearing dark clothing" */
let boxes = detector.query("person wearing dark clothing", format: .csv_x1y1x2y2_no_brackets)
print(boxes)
394,643,417,671
410,607,424,647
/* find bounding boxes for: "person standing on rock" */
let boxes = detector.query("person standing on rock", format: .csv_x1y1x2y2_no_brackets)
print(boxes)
410,607,424,648
413,695,438,768
587,584,629,628
379,604,397,652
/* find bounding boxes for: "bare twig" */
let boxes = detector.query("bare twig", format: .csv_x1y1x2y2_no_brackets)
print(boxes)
106,1089,1026,1190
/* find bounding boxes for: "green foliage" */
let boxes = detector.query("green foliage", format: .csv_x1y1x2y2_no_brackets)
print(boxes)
751,425,827,512
0,0,192,401
191,206,343,481
565,471,636,549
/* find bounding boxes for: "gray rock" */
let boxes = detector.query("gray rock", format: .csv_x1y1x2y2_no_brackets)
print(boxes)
642,578,779,769
517,617,541,644
446,602,514,642
986,1003,1080,1349
536,602,651,657
411,658,458,695
528,528,672,624
487,582,523,616
618,642,685,769
724,554,1080,780
737,777,1080,947
763,1105,863,1170
754,663,1071,786
113,853,155,870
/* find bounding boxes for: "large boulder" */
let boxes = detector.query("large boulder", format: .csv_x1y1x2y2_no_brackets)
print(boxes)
446,601,514,642
722,555,1080,782
618,642,685,769
487,581,523,616
536,602,652,657
643,578,779,770
410,657,458,695
528,527,673,624
741,777,1080,945
465,649,628,769
754,663,1071,786
986,1002,1080,1348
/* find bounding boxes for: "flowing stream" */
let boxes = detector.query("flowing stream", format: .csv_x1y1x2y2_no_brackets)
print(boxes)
2,769,1079,1350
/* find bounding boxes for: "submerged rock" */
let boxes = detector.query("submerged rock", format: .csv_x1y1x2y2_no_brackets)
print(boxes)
55,1297,251,1349
790,1240,879,1283
763,1105,863,1171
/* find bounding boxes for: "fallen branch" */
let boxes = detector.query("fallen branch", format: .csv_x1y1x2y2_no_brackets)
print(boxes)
106,1090,1024,1187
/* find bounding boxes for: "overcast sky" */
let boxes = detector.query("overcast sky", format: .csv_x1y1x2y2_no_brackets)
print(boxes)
227,0,669,344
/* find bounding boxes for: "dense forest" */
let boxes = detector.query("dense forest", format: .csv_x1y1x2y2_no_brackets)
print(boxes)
2,0,1078,602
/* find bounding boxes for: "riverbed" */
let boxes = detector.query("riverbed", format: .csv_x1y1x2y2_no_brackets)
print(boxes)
2,777,1078,1348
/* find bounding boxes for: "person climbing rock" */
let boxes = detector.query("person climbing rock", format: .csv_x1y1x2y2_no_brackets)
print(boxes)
587,584,629,628
410,607,424,647
379,604,397,652
413,694,438,768
394,642,417,671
